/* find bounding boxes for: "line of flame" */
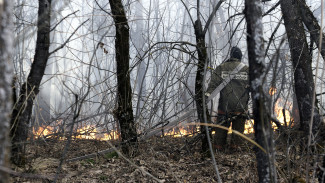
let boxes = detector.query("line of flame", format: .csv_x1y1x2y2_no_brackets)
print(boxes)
33,101,293,140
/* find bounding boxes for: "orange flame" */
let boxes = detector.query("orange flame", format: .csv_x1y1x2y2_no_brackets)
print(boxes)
163,125,199,137
269,87,277,96
244,100,293,134
273,102,292,127
76,125,97,140
33,126,56,137
244,120,254,134
32,124,120,141
102,130,120,141
33,100,293,140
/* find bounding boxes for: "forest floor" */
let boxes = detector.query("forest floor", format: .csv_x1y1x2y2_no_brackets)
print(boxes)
10,134,320,183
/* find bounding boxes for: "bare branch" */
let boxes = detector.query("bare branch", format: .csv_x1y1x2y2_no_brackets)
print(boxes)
49,19,89,56
262,1,280,17
50,10,79,32
179,0,195,26
203,0,225,35
94,0,111,16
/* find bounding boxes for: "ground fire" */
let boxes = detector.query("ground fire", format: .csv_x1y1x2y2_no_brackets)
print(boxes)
32,124,120,141
32,99,293,140
163,125,200,137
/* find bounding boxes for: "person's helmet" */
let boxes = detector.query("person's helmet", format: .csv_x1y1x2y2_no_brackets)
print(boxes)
230,46,242,60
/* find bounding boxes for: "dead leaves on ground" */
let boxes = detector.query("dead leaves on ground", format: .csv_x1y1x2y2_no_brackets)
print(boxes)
11,137,300,182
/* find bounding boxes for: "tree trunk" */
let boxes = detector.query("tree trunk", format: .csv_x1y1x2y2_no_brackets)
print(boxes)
194,19,210,153
109,0,138,156
297,0,325,61
10,0,51,166
295,1,325,180
280,0,320,137
245,0,277,182
0,0,13,181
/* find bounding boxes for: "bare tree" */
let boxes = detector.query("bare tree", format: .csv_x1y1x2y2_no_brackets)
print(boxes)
109,0,138,156
245,0,277,182
280,0,320,139
193,18,211,153
0,0,13,181
282,1,324,181
10,0,52,166
192,0,224,153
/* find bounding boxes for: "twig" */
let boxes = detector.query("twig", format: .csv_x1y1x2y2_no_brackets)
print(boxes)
53,94,80,183
202,55,222,183
49,19,89,56
316,91,325,97
265,16,283,56
106,141,164,183
203,0,225,35
50,10,79,32
66,145,117,162
179,0,195,26
66,109,197,162
262,1,280,17
190,122,267,153
94,0,111,16
0,166,54,180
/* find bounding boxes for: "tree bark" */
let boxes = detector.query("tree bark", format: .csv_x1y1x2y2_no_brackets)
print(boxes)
0,0,13,181
245,0,277,182
295,1,325,180
194,19,210,153
280,0,320,137
10,0,51,166
109,0,138,156
297,0,325,61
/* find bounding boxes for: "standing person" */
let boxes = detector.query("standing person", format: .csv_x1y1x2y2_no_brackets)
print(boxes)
205,46,249,150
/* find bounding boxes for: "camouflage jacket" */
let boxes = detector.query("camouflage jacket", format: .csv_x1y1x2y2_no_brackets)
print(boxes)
206,58,249,113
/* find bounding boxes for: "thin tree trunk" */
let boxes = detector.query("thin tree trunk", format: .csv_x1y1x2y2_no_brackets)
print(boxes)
194,19,210,153
109,0,138,156
280,0,320,137
0,0,13,181
192,0,224,154
245,0,277,182
10,0,51,166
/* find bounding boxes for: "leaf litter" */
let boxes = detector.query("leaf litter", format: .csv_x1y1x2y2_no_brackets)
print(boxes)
10,134,319,182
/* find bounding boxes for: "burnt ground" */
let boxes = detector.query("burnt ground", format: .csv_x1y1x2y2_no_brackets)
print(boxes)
10,134,322,183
